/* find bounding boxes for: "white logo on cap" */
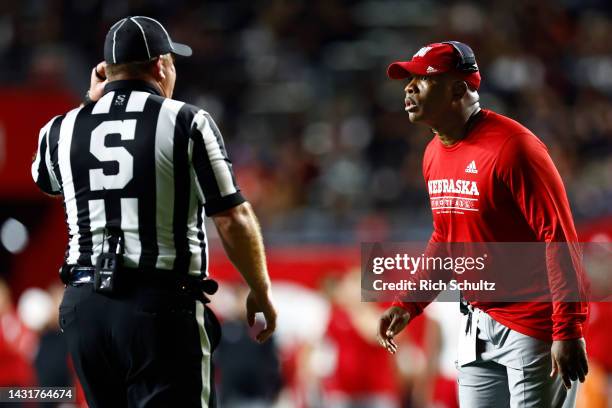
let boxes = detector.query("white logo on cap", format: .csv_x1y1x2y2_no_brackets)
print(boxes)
426,66,437,73
414,46,433,58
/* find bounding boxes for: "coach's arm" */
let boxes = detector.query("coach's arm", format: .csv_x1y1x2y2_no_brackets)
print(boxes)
496,132,588,389
212,202,277,343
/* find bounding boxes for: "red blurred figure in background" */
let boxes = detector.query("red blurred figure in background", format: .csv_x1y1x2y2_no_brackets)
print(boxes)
0,278,37,388
322,270,400,407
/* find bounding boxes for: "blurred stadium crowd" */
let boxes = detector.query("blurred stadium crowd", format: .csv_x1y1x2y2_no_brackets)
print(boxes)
0,0,611,407
1,0,611,242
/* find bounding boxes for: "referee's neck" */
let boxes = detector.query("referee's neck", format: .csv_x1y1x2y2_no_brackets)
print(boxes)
106,75,163,95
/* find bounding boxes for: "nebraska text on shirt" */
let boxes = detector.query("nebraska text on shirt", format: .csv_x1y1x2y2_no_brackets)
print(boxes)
428,179,480,196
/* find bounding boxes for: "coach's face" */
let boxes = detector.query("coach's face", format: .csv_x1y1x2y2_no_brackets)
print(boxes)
404,74,454,126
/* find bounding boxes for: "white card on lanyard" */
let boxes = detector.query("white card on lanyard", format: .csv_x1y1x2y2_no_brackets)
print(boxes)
457,308,479,366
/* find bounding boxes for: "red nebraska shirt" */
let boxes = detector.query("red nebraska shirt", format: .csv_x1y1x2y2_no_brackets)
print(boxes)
396,109,588,341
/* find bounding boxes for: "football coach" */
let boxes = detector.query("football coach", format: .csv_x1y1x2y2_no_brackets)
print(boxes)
377,42,589,408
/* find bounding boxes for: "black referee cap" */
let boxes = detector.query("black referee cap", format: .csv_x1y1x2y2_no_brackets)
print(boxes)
104,16,192,64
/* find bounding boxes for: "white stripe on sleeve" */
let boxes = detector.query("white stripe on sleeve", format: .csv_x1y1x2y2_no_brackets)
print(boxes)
57,107,83,264
192,111,237,197
44,126,61,192
31,118,56,185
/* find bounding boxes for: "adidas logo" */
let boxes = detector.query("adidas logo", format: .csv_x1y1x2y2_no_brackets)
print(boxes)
465,160,478,174
426,66,437,73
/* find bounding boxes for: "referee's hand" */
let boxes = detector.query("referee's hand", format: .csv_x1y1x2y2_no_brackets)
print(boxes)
245,290,277,343
88,61,108,102
377,306,410,354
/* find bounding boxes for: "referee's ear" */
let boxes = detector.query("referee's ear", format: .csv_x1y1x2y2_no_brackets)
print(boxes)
153,57,166,81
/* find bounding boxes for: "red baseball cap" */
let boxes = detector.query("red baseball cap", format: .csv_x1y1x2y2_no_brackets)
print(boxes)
387,42,481,90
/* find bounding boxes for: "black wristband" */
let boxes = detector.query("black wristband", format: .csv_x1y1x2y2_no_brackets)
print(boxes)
83,90,94,105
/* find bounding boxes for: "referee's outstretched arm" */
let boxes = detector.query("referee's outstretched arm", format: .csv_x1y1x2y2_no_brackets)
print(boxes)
212,202,277,343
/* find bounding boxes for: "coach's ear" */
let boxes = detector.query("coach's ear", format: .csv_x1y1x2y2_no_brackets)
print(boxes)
451,80,468,101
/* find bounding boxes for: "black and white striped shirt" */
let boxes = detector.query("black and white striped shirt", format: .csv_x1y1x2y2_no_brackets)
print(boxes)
32,80,245,276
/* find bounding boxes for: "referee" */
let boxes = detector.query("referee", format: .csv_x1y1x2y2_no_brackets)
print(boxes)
31,16,277,408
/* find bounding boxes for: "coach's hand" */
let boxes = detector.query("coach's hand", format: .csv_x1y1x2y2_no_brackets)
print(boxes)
550,338,588,389
88,61,108,102
377,306,410,354
246,290,277,344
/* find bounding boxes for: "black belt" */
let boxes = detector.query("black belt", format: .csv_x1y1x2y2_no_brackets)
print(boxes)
62,265,219,302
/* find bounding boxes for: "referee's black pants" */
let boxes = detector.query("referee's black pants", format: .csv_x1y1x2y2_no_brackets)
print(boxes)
59,284,221,408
